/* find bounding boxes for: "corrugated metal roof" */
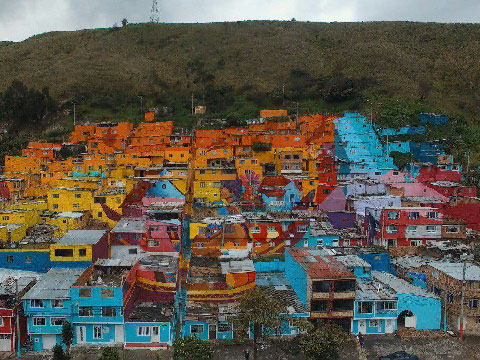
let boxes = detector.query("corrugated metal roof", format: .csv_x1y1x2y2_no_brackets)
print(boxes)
429,262,480,281
371,271,438,298
111,218,146,233
57,230,107,245
23,268,84,300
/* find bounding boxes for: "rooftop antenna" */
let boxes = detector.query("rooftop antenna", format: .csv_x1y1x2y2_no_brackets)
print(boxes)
150,0,160,23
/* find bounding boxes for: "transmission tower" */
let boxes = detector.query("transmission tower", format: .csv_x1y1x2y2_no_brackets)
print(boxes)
150,0,160,23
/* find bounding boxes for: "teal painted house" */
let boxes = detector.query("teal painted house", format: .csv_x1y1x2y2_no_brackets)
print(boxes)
352,277,398,335
372,271,441,330
124,302,176,348
70,261,128,346
23,268,83,351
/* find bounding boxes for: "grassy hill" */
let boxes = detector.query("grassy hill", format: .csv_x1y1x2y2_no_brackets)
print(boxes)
1,21,480,118
0,21,479,165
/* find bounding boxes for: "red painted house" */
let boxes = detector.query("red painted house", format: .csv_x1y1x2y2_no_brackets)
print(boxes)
376,207,443,247
425,181,477,199
0,275,37,352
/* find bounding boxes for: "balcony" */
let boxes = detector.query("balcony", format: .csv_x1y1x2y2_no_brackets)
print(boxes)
333,291,355,299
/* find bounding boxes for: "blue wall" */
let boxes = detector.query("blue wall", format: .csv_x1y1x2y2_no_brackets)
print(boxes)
285,250,308,307
182,321,233,340
0,251,51,272
357,254,391,273
397,293,441,330
254,259,285,273
125,322,172,345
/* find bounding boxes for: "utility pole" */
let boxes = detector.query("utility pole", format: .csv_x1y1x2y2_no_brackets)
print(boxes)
460,261,466,339
282,84,285,106
191,93,194,116
466,152,470,174
136,96,144,118
72,102,76,127
443,290,447,332
15,278,21,358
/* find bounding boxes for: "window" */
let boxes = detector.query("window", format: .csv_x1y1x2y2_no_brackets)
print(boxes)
93,325,103,339
200,182,205,188
54,249,74,257
79,307,93,317
137,326,150,336
239,160,245,165
357,302,372,314
79,288,92,298
196,242,204,249
51,318,65,326
78,249,87,257
408,212,419,220
312,281,330,293
190,324,204,334
311,300,328,312
297,225,308,232
51,300,64,308
427,211,438,219
446,226,460,233
447,293,454,303
469,299,479,308
128,248,138,254
406,225,417,232
199,170,206,175
6,256,12,263
73,204,79,209
53,193,59,198
33,318,46,326
98,212,103,218
102,307,116,317
101,289,114,298
250,226,261,234
426,225,437,233
217,323,231,333
31,300,43,308
267,226,276,233
369,320,380,328
386,225,398,234
387,211,399,220
75,193,81,198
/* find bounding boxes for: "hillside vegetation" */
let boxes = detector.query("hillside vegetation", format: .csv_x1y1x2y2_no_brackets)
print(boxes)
0,21,479,164
0,21,480,117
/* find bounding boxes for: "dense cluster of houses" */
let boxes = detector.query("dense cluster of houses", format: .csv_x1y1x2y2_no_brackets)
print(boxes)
0,109,477,352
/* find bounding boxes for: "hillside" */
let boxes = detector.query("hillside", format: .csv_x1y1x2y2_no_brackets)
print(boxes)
1,21,480,120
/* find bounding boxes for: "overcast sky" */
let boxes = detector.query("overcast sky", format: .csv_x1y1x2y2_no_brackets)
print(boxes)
1,0,480,42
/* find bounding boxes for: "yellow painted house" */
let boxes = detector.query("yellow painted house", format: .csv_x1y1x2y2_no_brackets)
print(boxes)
0,209,41,228
44,211,89,237
47,187,95,212
50,229,108,263
91,188,126,227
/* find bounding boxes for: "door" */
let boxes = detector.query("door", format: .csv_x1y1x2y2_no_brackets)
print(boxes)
151,326,160,343
114,325,124,343
0,334,11,351
358,320,366,334
208,324,216,340
385,319,395,334
77,326,86,344
42,335,56,350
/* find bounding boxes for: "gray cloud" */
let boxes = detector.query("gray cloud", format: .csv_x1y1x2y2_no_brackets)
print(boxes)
1,0,480,42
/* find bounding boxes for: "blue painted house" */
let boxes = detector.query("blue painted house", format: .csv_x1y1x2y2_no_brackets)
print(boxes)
352,277,398,335
22,268,84,351
372,271,441,330
334,113,396,179
255,273,309,337
183,302,234,340
70,261,127,346
124,302,176,349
